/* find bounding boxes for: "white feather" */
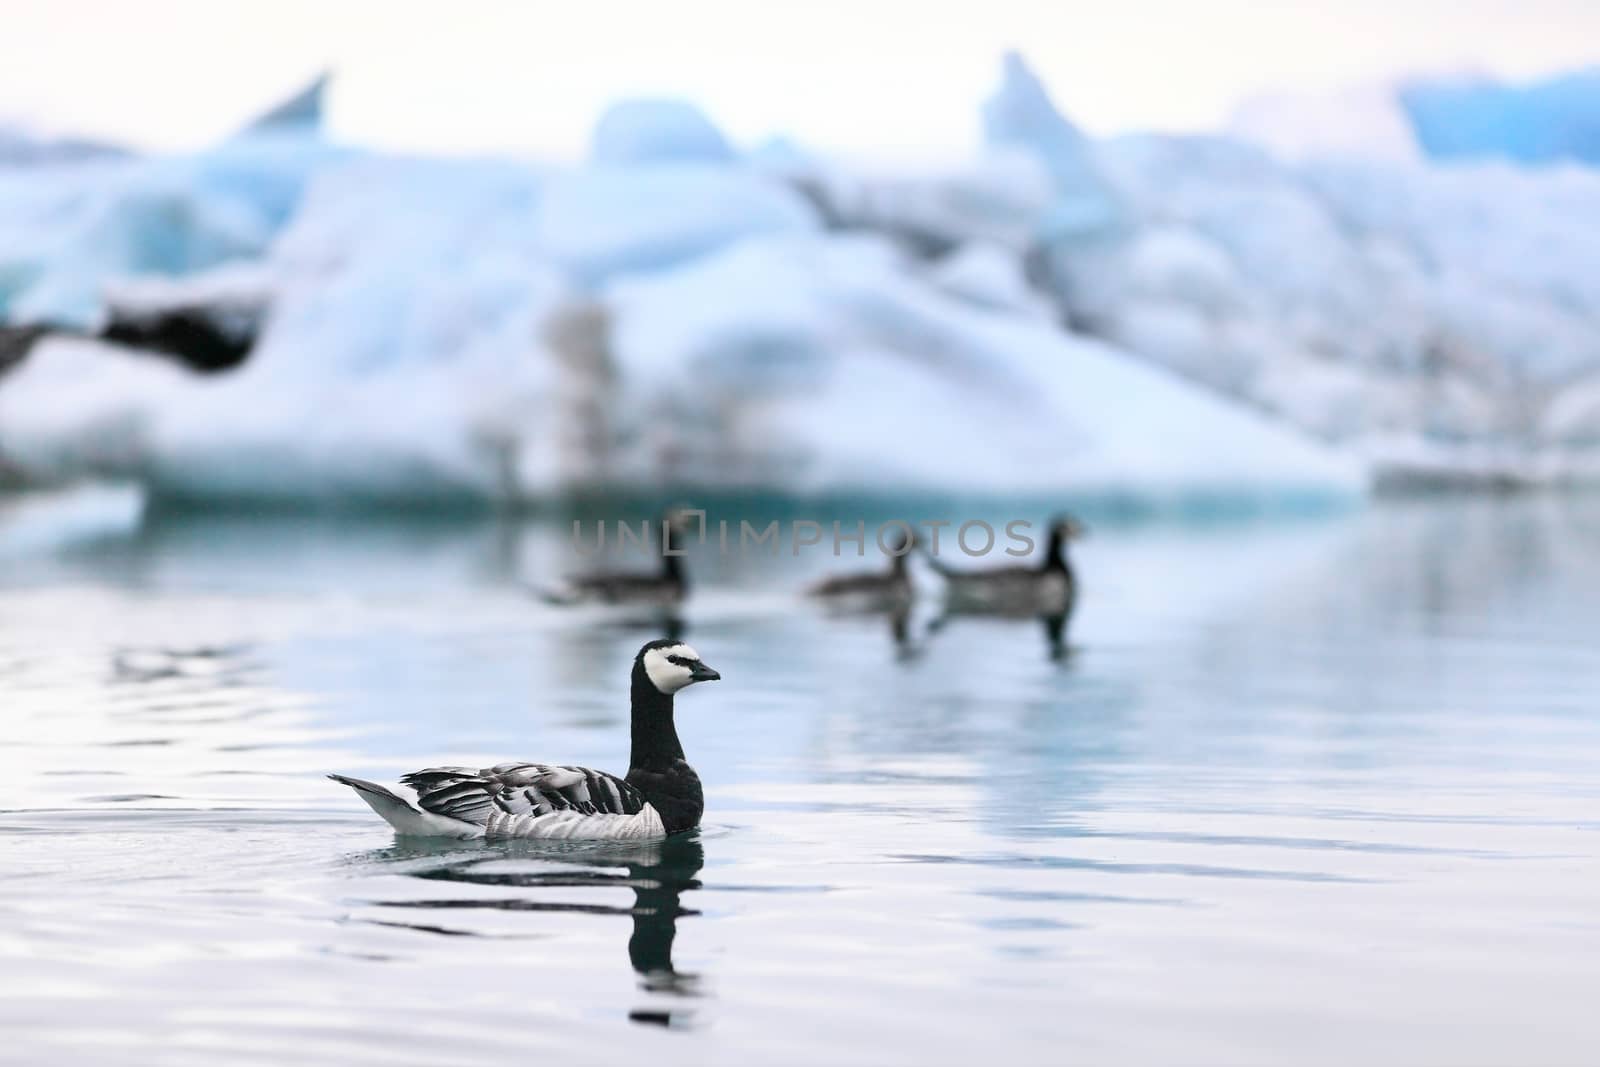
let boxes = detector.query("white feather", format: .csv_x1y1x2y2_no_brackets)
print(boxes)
643,643,700,694
333,774,668,840
485,804,666,840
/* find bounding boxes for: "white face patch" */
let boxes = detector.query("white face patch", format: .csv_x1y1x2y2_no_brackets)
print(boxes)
642,643,702,695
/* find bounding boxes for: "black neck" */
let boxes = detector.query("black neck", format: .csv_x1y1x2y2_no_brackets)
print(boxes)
660,549,684,584
630,666,685,771
1042,528,1070,572
659,519,685,585
889,548,909,577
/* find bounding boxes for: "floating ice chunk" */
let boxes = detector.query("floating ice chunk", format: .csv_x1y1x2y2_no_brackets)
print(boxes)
1072,126,1600,481
929,241,1052,318
237,71,330,138
1118,226,1240,312
0,206,1363,503
0,157,570,504
982,50,1121,240
0,130,347,329
746,135,816,173
1232,67,1600,168
591,98,734,165
0,336,194,486
1401,68,1600,166
606,234,1364,499
0,482,144,559
0,331,562,505
536,164,817,285
0,125,129,167
794,152,1055,256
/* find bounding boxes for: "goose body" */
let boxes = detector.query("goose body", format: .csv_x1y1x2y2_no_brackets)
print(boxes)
542,511,693,608
331,640,718,840
541,559,684,608
806,530,915,611
933,516,1083,617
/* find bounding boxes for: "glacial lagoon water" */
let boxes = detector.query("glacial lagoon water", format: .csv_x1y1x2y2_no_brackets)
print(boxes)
1,492,1598,1065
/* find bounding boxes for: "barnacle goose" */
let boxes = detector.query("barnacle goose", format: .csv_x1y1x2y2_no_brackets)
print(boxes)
541,509,695,607
330,639,719,840
931,514,1084,616
805,528,916,610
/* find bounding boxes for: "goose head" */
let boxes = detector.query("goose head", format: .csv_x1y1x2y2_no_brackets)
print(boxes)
638,639,721,695
886,526,916,573
663,507,699,535
1051,515,1087,542
659,507,701,560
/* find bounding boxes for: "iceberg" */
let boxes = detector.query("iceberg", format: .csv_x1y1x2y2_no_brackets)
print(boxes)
0,144,830,504
1400,67,1600,166
1229,67,1600,168
238,71,330,137
1019,127,1600,482
929,240,1054,318
0,148,825,503
0,73,348,329
0,482,143,558
536,164,819,285
602,234,1363,499
0,219,1362,506
0,126,129,167
981,51,1121,241
13,51,1600,503
0,156,565,503
590,98,735,165
784,152,1055,258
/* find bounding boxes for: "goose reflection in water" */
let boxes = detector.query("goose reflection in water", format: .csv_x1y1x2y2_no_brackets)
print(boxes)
346,833,706,1028
927,608,1075,662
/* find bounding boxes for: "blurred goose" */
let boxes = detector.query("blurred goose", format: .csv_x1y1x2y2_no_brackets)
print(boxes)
541,509,695,608
330,639,719,839
805,528,916,611
931,514,1084,616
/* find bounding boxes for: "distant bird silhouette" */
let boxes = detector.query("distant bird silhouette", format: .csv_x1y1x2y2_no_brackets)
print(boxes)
927,515,1086,661
541,509,698,608
805,528,916,612
930,514,1083,617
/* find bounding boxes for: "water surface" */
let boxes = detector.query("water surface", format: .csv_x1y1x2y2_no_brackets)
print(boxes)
2,493,1598,1065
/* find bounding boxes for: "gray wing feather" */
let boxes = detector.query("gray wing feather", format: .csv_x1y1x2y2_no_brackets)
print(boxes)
400,761,643,826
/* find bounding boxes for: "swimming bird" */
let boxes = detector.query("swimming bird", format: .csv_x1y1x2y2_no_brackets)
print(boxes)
329,639,719,839
805,528,916,612
930,514,1084,617
541,509,696,608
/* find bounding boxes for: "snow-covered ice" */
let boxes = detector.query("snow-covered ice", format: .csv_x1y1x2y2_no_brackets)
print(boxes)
536,164,818,285
1401,68,1600,166
0,73,348,330
1229,66,1600,168
982,50,1121,241
606,234,1362,497
591,98,735,165
5,55,1600,503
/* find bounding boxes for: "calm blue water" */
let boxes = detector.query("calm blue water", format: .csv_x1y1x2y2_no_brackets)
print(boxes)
2,490,1598,1065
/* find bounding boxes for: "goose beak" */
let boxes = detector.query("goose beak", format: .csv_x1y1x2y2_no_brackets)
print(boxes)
690,661,721,683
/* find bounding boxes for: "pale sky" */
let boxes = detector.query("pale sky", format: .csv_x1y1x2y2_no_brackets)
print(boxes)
1,0,1596,160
